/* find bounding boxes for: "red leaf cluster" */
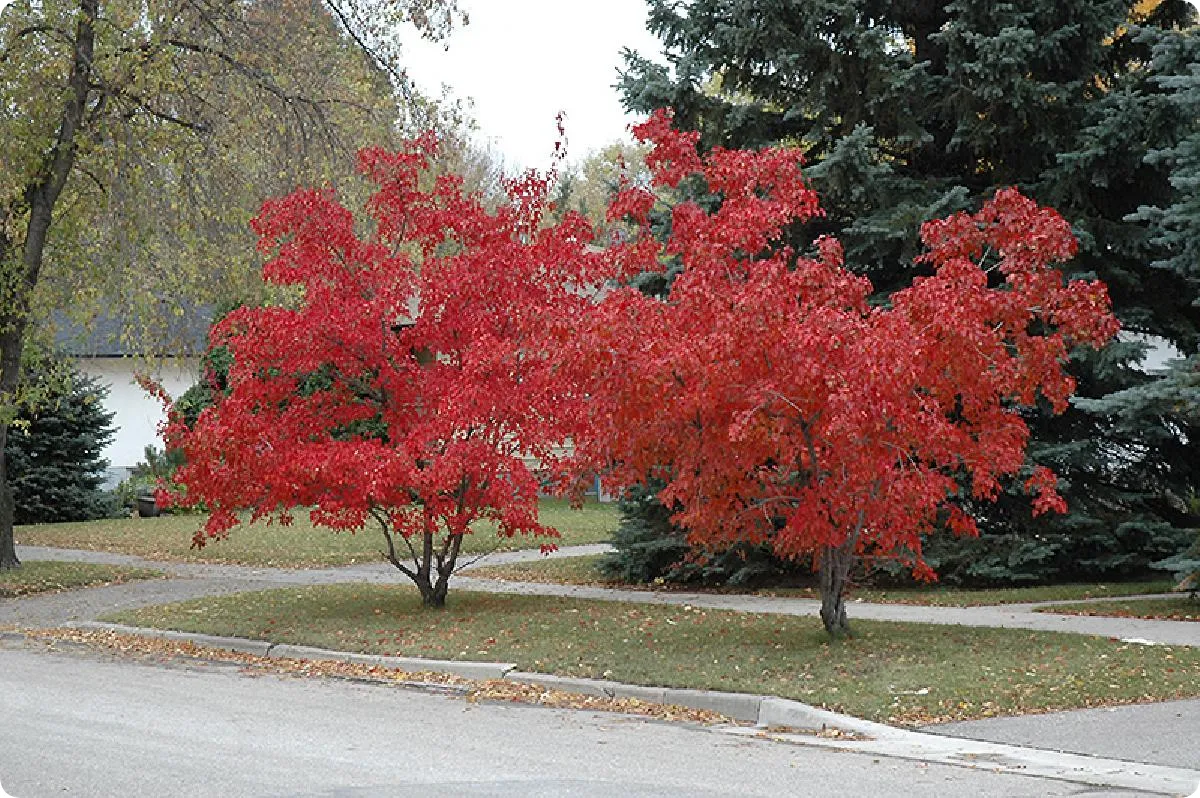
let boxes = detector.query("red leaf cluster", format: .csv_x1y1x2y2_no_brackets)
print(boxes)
566,110,1119,577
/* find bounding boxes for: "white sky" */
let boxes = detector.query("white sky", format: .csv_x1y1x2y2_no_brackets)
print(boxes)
396,0,665,171
398,0,1200,171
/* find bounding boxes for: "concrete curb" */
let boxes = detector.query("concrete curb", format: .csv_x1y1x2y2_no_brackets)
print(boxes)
759,696,897,737
63,622,1200,796
68,622,517,681
76,622,274,656
724,726,1200,797
505,672,765,722
65,621,885,733
267,643,517,681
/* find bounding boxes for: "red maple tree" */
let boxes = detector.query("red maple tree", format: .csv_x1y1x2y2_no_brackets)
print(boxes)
159,133,605,606
569,110,1119,634
161,111,1117,630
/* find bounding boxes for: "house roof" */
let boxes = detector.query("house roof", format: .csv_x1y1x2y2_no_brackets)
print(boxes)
52,303,215,358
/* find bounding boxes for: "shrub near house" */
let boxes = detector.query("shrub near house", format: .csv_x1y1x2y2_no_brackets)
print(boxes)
9,360,116,524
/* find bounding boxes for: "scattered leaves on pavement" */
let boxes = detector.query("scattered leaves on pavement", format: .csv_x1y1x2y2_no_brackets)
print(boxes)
21,627,731,726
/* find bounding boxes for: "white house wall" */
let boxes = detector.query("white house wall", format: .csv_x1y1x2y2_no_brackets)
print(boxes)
77,357,200,485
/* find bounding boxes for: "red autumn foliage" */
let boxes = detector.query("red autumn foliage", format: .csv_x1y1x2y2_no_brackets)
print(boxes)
160,134,604,606
159,109,1117,627
567,110,1119,633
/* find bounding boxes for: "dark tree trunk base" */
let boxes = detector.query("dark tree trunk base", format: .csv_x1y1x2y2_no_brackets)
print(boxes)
0,449,17,572
407,568,450,608
419,587,448,608
819,588,850,637
380,521,462,609
819,540,855,637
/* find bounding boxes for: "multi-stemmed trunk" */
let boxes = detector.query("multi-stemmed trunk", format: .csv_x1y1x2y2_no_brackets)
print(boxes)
817,510,866,637
818,538,856,636
377,508,465,607
410,530,464,608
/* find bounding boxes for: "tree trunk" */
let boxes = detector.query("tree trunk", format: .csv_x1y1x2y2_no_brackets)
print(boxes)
377,510,464,607
0,422,18,570
384,541,447,607
0,298,22,568
419,579,448,608
0,0,97,571
0,256,31,570
431,532,463,601
818,538,857,637
412,570,444,607
409,529,465,607
410,527,439,606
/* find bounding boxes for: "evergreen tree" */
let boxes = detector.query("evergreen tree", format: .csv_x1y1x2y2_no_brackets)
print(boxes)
600,480,692,583
8,363,115,525
601,479,803,586
619,0,1200,584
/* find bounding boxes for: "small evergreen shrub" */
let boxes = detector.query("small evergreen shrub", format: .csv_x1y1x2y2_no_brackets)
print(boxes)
599,481,691,583
600,480,808,587
1153,495,1200,594
8,363,116,525
921,506,1195,587
604,480,1193,590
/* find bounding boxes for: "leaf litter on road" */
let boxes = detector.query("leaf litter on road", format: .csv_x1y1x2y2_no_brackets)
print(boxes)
21,627,734,727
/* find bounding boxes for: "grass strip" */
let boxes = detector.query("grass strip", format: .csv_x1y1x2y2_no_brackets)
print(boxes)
468,554,1175,607
0,561,161,598
103,583,1200,725
1035,597,1200,622
15,498,616,568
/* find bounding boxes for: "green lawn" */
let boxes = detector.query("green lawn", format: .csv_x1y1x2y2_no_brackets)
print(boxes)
0,560,161,598
15,499,617,568
104,583,1200,725
467,554,1176,607
1035,596,1200,622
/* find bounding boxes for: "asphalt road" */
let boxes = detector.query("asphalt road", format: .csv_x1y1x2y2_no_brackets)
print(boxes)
0,644,1162,798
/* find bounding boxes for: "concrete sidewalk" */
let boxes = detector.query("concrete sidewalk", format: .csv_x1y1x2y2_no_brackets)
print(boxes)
928,699,1200,770
454,574,1200,647
10,543,1200,646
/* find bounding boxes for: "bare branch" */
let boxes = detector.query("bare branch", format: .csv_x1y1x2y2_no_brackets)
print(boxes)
162,37,308,109
321,0,406,96
0,24,72,63
370,504,418,579
452,539,503,573
102,85,212,133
